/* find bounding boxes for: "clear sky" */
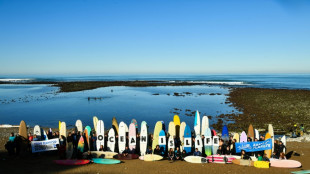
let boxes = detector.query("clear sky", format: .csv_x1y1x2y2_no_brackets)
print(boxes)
0,0,309,75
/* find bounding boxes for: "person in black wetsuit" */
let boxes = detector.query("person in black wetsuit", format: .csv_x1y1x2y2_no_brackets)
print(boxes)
122,146,131,157
154,145,161,155
241,150,250,160
146,146,153,154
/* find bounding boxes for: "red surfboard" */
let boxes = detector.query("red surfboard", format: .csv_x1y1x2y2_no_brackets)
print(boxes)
54,160,90,165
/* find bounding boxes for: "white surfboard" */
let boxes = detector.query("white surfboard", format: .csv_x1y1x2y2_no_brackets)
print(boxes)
118,121,126,153
75,119,83,133
34,125,41,138
140,122,148,156
96,120,104,151
201,116,209,136
180,122,186,151
60,122,66,138
281,135,286,153
184,156,208,163
168,135,175,151
212,136,219,155
194,110,201,135
254,129,259,140
107,128,115,152
195,135,203,152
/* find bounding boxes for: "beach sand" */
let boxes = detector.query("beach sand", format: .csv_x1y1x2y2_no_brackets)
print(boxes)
0,128,309,174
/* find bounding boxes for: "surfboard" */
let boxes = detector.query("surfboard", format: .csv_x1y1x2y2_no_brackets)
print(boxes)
129,123,136,151
107,128,115,152
173,115,181,138
222,125,229,142
232,133,240,142
84,128,89,148
211,129,217,136
168,135,175,151
85,126,91,136
77,136,85,152
140,121,148,156
254,161,270,168
291,170,310,174
54,160,90,166
281,135,286,153
264,132,272,158
143,154,163,161
212,136,219,155
194,110,201,135
240,131,247,142
232,159,254,166
75,119,83,133
247,124,254,141
93,158,120,164
161,121,166,131
42,129,48,140
159,130,166,155
179,122,186,151
93,116,98,132
118,121,126,153
254,129,259,140
270,159,302,168
60,122,66,138
96,120,104,151
184,156,208,163
112,117,119,135
85,125,91,147
268,124,274,152
19,120,27,139
207,155,235,164
183,125,192,155
114,154,139,160
84,151,117,159
201,116,209,136
59,121,61,131
195,135,203,152
152,121,162,150
131,119,138,128
168,121,175,137
204,128,212,156
34,125,41,139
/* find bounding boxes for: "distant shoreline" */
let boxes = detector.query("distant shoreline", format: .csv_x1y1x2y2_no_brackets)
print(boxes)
0,80,236,92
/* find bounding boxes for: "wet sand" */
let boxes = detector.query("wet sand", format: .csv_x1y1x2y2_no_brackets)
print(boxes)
0,128,309,174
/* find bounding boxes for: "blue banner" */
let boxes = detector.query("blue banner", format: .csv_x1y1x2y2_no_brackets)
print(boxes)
235,139,272,153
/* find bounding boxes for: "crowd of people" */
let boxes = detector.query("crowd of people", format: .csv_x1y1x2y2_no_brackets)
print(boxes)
5,128,287,162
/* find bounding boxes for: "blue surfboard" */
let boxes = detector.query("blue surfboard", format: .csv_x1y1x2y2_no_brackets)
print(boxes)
222,125,229,142
93,158,121,164
183,125,192,155
158,130,166,155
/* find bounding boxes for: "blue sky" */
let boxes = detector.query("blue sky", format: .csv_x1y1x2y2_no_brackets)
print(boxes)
0,0,309,75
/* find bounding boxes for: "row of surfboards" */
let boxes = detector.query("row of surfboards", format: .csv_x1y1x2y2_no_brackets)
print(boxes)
54,111,285,158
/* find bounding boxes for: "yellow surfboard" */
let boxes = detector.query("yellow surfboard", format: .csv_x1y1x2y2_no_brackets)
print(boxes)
232,133,240,142
168,121,176,137
152,121,162,150
112,117,119,135
254,161,270,168
174,115,181,138
264,133,272,158
93,116,98,132
59,121,61,131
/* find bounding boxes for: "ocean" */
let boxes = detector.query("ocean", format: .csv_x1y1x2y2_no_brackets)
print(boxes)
0,74,309,130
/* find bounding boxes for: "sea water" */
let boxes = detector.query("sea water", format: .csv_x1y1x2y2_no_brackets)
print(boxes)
0,74,309,131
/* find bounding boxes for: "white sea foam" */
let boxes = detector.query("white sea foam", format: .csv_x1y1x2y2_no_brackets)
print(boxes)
186,81,250,85
0,79,32,82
